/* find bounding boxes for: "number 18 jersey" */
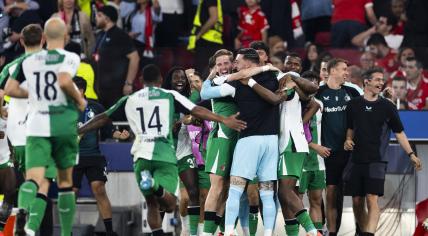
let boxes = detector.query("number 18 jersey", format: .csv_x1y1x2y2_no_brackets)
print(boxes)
13,49,81,137
106,86,196,164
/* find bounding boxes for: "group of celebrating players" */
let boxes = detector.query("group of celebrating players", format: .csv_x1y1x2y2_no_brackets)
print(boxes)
0,14,423,236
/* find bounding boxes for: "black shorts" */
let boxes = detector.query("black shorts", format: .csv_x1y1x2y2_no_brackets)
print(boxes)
324,151,350,185
73,155,108,189
344,162,386,197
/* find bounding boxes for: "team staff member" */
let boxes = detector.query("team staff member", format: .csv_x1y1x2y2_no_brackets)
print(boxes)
315,58,363,235
344,67,422,236
94,5,139,121
73,77,128,236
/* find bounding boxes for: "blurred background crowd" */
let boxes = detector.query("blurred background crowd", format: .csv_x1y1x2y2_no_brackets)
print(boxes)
0,0,427,119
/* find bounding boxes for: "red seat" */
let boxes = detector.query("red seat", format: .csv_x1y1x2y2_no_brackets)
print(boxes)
315,32,331,47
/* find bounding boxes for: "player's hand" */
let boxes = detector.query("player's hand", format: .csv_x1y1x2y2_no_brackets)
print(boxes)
118,130,130,140
222,112,247,132
181,115,193,125
185,68,195,78
123,84,133,95
77,99,87,112
344,139,355,151
410,154,422,171
382,87,394,100
240,78,249,85
313,144,331,158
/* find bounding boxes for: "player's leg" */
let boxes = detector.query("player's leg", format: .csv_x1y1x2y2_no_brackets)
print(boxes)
17,137,52,235
246,181,259,236
53,135,80,236
278,151,318,236
198,167,210,234
145,194,165,236
254,135,280,236
225,136,262,236
363,162,386,235
307,170,326,232
86,157,115,235
203,137,233,235
324,152,344,235
178,155,200,236
0,162,15,231
179,184,190,236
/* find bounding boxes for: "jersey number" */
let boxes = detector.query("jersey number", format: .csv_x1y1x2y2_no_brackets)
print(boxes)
34,71,57,101
136,106,163,134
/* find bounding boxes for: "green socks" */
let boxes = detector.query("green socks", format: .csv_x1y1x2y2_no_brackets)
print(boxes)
27,194,48,232
188,206,200,235
284,218,299,236
314,221,323,231
203,211,218,234
58,188,76,236
249,206,259,236
296,209,316,232
18,180,38,210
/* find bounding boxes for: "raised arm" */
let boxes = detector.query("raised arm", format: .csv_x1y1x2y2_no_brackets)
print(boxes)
302,98,320,123
243,79,287,105
200,79,235,100
226,64,280,82
190,106,246,132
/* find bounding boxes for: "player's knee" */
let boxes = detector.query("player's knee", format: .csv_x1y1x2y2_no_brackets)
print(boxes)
366,195,379,210
91,182,107,197
186,187,199,202
309,194,322,207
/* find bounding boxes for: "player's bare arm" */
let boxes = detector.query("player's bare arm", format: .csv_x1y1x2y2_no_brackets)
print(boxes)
4,77,28,98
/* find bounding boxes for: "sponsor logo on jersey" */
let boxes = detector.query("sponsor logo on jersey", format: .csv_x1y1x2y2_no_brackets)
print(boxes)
324,105,347,113
365,106,373,112
345,95,351,101
323,96,330,101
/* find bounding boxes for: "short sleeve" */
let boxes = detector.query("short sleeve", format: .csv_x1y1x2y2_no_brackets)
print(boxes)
386,102,404,133
171,90,196,114
12,64,26,83
106,96,129,117
346,100,355,129
59,53,81,77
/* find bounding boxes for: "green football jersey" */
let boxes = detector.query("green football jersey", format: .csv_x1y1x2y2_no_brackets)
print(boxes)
106,86,196,163
13,49,81,137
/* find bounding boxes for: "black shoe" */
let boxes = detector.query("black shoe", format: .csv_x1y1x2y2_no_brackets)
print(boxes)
14,209,27,236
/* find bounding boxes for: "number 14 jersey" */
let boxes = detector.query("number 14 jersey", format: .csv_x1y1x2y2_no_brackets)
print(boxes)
106,87,196,164
13,49,81,137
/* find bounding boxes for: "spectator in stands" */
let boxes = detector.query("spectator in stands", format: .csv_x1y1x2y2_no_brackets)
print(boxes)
404,57,428,110
359,51,376,70
124,0,162,64
106,0,123,28
300,0,332,43
260,0,295,48
270,51,286,72
53,0,95,59
302,43,321,72
402,0,428,47
352,16,402,50
268,35,286,57
347,65,363,89
366,33,398,73
331,0,377,48
3,0,41,60
65,41,98,100
234,0,269,49
319,57,329,82
386,47,416,86
155,0,185,47
188,0,224,75
78,0,106,28
94,5,139,121
390,0,406,35
391,76,409,109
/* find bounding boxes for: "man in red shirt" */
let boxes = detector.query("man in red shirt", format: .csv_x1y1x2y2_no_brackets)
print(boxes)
331,0,377,47
404,57,428,110
235,0,269,49
366,33,399,74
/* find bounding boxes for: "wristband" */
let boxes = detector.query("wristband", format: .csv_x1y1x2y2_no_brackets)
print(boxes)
125,81,133,86
408,151,415,157
248,79,257,88
262,65,269,72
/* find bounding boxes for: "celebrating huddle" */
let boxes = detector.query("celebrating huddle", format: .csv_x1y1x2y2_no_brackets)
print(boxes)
0,18,423,236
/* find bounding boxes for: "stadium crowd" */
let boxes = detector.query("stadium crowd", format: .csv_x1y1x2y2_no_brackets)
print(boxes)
0,0,427,236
